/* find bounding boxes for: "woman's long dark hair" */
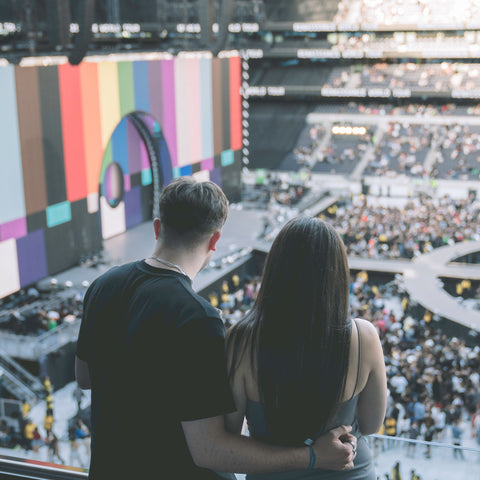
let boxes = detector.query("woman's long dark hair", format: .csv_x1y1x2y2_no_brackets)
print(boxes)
227,216,351,445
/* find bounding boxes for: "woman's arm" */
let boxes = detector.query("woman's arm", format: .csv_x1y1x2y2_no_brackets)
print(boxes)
224,368,247,434
355,319,387,435
224,328,249,434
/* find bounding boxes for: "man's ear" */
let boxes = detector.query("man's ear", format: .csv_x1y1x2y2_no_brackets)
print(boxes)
208,231,221,252
153,218,161,240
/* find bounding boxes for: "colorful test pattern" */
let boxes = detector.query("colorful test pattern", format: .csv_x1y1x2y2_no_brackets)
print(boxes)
0,53,242,298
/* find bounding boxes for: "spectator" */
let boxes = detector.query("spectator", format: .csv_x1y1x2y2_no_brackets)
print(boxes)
452,418,465,460
44,408,54,435
46,431,65,465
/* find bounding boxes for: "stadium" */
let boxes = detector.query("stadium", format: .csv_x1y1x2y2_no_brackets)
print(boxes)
0,1,480,479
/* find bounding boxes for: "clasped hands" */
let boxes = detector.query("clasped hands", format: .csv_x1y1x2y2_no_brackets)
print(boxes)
310,425,357,471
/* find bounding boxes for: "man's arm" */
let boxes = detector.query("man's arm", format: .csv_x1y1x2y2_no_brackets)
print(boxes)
75,355,91,390
182,416,356,474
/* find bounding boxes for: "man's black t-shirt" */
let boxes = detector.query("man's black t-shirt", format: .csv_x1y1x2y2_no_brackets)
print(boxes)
77,261,236,479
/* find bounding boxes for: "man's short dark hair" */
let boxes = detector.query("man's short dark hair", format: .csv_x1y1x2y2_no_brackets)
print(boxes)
159,177,228,247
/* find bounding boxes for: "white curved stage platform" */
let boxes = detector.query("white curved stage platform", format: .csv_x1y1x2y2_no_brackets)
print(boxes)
349,242,480,331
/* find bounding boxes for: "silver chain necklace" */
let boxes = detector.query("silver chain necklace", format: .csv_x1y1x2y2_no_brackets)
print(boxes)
148,256,188,277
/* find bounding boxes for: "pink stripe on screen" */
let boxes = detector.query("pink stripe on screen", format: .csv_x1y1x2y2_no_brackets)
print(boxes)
187,58,202,165
161,59,178,167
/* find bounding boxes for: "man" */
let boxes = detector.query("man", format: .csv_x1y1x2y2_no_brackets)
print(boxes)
75,177,356,479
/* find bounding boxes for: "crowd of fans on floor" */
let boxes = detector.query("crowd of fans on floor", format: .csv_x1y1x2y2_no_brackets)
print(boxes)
321,193,480,259
209,269,480,467
0,265,479,473
0,376,90,468
0,376,91,467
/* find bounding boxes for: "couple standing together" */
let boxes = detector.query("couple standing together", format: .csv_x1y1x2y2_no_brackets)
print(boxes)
75,177,387,479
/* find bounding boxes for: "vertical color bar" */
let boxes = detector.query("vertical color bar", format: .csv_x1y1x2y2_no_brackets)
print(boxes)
14,66,48,215
0,66,26,224
229,56,243,151
211,58,223,157
79,62,103,195
16,230,48,288
174,57,190,167
99,141,113,182
199,57,214,161
133,61,150,112
111,118,129,174
221,58,231,152
58,64,88,202
38,66,67,206
127,118,143,174
186,57,202,165
161,59,178,167
0,239,20,298
118,61,135,117
98,61,121,149
148,60,163,123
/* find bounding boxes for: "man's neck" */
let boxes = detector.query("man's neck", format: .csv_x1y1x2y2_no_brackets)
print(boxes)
146,245,206,280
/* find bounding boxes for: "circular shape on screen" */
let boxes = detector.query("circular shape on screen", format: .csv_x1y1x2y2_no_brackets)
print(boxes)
103,162,124,208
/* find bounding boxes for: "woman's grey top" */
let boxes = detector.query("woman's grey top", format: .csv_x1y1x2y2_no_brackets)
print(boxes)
244,320,376,480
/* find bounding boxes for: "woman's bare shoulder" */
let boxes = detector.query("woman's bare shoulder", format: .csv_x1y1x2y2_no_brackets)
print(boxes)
353,317,379,338
353,318,382,361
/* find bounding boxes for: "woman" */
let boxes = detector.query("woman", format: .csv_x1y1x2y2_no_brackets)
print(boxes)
225,216,387,479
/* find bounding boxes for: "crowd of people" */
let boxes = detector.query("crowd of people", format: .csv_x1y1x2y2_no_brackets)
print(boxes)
329,34,480,59
0,377,91,468
0,290,84,336
321,194,480,259
293,122,372,174
365,122,433,178
328,63,480,94
333,0,480,26
349,271,480,461
209,268,480,469
293,124,327,168
430,124,480,180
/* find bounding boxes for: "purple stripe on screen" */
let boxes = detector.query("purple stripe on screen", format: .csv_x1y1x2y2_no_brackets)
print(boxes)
210,167,222,187
201,158,214,171
127,118,142,174
0,217,27,241
140,139,150,170
16,229,48,287
124,174,131,192
104,169,113,198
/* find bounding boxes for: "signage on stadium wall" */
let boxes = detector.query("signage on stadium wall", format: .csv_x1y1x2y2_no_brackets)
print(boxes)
321,87,412,98
245,85,412,99
244,83,480,100
297,49,341,59
292,22,336,32
282,21,480,33
241,49,264,59
244,86,286,97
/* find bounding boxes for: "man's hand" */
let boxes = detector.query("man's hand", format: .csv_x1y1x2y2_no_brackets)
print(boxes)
312,425,357,471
